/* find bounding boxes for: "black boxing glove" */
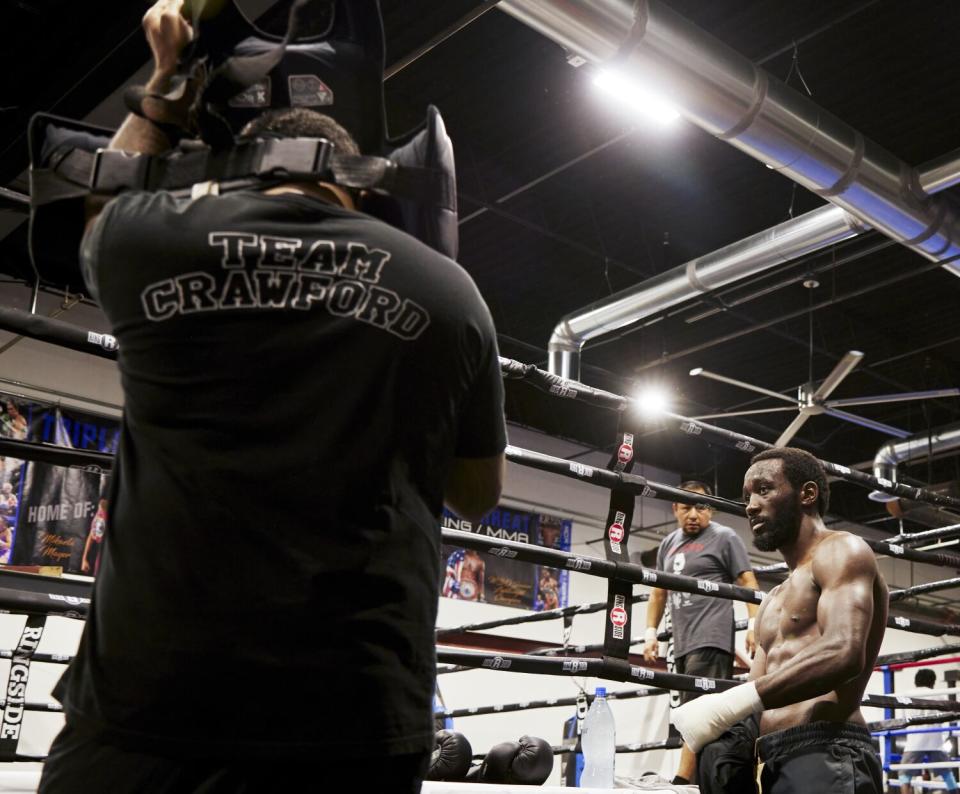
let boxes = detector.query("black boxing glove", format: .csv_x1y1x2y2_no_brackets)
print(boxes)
427,730,474,781
476,735,554,785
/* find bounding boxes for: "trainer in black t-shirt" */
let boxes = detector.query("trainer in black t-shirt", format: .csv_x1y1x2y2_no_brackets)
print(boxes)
55,189,507,759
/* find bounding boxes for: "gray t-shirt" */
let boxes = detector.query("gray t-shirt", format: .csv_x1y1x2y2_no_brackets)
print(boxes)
655,521,751,658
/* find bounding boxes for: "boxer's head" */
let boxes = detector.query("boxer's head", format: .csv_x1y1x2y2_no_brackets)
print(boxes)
743,447,829,551
672,480,713,536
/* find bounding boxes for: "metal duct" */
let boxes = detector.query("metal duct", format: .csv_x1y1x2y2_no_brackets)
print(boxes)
869,423,960,502
548,205,866,378
495,0,960,377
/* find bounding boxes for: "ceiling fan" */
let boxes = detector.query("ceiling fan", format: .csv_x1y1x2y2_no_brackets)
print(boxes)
685,278,959,444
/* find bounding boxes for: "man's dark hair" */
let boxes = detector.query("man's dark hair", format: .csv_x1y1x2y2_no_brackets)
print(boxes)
678,480,712,497
749,447,830,516
915,668,936,688
240,108,360,156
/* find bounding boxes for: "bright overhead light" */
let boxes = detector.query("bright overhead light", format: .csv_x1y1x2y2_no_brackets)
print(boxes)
634,385,672,417
689,367,704,377
592,69,680,124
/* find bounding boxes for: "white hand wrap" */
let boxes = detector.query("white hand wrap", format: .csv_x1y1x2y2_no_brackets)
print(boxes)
644,627,658,644
747,618,756,632
671,681,763,753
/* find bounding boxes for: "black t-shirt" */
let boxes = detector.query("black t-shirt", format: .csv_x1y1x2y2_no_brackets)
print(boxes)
56,190,506,759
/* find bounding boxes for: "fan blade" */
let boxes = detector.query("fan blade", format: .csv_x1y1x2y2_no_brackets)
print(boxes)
822,408,912,438
825,388,960,408
691,407,799,420
689,368,796,404
775,412,813,445
811,350,864,401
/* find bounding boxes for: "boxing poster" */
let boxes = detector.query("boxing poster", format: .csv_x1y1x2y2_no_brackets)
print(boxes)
440,507,572,610
4,395,118,573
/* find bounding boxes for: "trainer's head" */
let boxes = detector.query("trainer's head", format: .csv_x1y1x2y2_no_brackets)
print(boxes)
240,108,361,208
673,480,713,536
743,447,829,552
915,668,936,688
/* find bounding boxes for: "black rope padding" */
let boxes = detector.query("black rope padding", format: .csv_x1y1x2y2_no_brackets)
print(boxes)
0,307,118,361
0,437,113,474
0,649,71,665
862,694,960,712
499,357,960,511
884,613,960,636
500,357,629,411
609,738,684,755
876,642,960,667
438,685,671,720
469,738,684,759
436,593,650,637
531,618,754,655
890,577,960,602
506,445,745,518
437,648,741,693
437,649,960,716
0,699,61,713
755,562,788,574
890,522,960,547
441,529,765,607
860,536,960,568
0,587,89,619
870,710,959,732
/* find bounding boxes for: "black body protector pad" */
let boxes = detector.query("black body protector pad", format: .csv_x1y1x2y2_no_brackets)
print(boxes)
27,0,459,293
190,0,387,154
28,115,112,293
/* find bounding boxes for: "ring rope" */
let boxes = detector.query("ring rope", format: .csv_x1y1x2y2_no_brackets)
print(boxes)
891,522,960,547
889,577,960,602
437,685,671,720
0,307,117,361
500,356,960,511
0,437,112,473
505,445,746,517
0,587,89,620
442,528,765,607
436,593,650,638
442,529,960,635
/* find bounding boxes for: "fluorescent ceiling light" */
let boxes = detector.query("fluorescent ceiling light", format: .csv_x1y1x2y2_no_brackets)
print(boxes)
593,69,680,124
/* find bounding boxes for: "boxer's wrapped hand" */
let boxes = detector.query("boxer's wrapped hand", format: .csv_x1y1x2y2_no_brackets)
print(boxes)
672,681,764,752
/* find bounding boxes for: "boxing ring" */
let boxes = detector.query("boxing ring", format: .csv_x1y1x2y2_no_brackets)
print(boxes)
0,311,957,791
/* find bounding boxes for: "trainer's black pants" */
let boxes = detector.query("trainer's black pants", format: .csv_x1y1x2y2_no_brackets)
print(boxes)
40,721,430,793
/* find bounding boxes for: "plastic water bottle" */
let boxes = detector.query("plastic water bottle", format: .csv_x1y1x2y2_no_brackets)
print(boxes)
580,686,615,788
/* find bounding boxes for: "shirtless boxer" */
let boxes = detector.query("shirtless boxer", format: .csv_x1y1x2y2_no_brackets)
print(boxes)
673,447,887,793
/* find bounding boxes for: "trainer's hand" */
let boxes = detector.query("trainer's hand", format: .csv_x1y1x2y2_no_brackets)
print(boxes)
672,682,764,753
745,628,757,658
642,626,658,663
143,0,193,82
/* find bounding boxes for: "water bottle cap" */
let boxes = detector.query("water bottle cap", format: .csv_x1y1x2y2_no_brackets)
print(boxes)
594,686,606,698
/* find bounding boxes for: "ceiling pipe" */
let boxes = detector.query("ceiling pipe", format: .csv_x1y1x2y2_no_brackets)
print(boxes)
495,0,960,378
869,423,960,503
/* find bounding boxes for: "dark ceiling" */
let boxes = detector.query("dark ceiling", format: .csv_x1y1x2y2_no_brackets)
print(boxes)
2,0,959,528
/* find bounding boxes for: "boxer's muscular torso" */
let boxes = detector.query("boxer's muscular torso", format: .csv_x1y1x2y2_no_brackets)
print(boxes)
754,530,887,735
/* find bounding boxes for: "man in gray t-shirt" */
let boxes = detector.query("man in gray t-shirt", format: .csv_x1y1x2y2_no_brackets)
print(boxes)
641,480,760,786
